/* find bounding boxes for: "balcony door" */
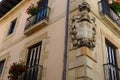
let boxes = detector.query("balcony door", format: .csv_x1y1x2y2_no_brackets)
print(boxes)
105,41,119,80
23,42,42,80
37,0,48,22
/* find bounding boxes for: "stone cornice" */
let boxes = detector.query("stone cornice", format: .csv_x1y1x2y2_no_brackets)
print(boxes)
0,0,30,23
91,10,120,38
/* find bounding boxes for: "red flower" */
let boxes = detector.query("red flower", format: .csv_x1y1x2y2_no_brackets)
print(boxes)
8,62,26,80
26,4,39,15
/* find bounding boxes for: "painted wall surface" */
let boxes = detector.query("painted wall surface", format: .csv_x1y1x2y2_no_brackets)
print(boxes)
0,0,66,80
0,0,120,80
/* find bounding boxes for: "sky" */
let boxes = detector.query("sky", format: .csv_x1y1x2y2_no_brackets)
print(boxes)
0,0,2,2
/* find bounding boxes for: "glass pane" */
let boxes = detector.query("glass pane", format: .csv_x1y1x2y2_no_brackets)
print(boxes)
0,60,5,76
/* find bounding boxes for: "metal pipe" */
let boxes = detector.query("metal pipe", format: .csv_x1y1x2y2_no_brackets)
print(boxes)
62,0,70,80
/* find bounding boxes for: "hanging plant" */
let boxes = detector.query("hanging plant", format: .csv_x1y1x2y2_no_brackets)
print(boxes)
26,4,39,16
110,1,120,14
8,61,26,80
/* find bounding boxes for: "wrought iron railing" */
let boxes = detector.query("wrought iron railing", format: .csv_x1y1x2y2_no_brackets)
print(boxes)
25,6,50,30
20,65,43,80
103,63,120,80
98,0,120,26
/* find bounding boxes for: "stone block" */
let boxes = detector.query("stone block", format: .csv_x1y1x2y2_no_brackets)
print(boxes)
86,67,96,80
75,66,85,78
86,57,94,69
67,50,77,61
66,69,76,80
79,47,97,62
79,47,92,56
75,66,96,80
68,56,85,69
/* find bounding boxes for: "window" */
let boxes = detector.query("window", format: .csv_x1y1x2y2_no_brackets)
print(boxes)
8,19,17,35
23,42,42,80
104,40,120,80
105,41,117,66
0,60,5,76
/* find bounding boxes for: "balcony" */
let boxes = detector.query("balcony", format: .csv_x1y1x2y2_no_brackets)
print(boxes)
104,63,120,80
99,0,120,26
24,6,50,35
19,65,43,80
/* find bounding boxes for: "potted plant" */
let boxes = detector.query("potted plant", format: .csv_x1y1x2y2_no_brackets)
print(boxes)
110,1,120,14
8,61,26,80
26,4,39,16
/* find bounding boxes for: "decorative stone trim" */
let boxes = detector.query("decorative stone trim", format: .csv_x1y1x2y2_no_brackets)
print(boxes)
19,32,49,80
20,32,48,66
70,2,97,49
66,47,97,80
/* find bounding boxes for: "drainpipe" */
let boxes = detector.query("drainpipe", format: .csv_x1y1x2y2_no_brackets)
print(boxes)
62,0,70,80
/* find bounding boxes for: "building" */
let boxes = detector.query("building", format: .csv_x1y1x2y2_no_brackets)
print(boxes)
0,0,119,80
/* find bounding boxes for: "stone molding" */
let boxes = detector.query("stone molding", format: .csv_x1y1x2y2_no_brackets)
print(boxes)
70,2,97,49
66,47,97,80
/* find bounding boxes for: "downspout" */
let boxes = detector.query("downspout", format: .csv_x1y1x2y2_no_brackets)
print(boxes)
62,0,70,80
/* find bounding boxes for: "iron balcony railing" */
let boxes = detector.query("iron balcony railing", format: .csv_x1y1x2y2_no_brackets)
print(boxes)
19,65,43,80
25,6,50,30
104,63,120,80
98,0,120,26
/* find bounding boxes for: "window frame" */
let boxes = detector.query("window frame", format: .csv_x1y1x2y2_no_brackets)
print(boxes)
0,59,5,76
7,18,17,36
105,39,118,66
20,33,48,80
104,38,120,80
101,30,120,80
0,53,9,79
23,41,42,80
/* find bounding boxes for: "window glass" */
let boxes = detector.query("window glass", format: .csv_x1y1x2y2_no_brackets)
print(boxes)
0,60,5,76
8,19,17,35
104,40,119,80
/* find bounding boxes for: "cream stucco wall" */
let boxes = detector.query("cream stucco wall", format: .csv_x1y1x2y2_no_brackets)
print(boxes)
0,0,67,80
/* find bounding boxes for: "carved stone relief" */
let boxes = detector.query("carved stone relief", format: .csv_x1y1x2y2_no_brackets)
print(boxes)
70,2,97,49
